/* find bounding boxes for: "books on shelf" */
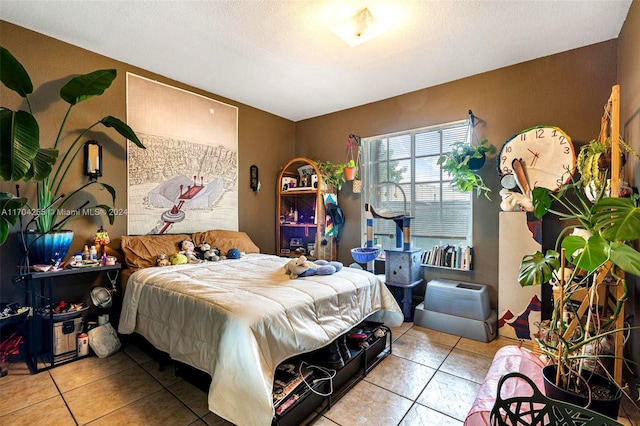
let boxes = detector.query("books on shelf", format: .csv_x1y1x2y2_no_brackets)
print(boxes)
421,244,473,270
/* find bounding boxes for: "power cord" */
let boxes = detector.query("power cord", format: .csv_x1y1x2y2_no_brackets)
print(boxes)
298,361,336,397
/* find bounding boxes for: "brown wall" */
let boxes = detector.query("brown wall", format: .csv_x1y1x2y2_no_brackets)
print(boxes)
0,22,295,300
1,15,636,313
618,0,640,377
296,40,618,305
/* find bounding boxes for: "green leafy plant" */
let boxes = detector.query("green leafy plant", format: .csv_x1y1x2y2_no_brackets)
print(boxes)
518,179,640,403
576,137,640,194
437,139,491,199
0,46,145,245
314,160,347,191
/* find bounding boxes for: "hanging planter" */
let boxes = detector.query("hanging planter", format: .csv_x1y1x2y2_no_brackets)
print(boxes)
344,135,358,181
344,160,356,181
467,151,486,171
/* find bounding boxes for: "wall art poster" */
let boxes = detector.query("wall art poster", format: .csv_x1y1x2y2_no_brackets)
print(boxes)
126,73,238,235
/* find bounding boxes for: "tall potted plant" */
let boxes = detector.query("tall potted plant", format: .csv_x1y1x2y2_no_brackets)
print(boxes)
518,179,640,418
0,46,145,263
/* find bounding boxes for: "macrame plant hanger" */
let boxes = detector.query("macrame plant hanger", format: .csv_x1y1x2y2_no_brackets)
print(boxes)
347,134,362,193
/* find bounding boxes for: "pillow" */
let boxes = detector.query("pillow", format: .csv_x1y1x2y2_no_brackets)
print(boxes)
191,229,260,255
120,234,190,271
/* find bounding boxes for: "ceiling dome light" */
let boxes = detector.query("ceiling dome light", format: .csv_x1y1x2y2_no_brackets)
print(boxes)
331,7,384,47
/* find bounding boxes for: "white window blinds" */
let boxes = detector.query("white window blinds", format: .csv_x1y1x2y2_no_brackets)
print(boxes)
361,120,473,254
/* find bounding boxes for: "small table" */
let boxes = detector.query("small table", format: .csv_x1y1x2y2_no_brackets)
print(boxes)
20,263,121,373
378,275,422,322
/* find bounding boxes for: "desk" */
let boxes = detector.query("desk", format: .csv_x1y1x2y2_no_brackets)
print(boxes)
20,263,121,373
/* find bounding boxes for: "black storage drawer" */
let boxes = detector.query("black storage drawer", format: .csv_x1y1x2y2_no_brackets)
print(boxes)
332,348,363,391
274,380,327,426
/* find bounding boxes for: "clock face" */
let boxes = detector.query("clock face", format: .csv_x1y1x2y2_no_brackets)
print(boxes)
497,125,576,191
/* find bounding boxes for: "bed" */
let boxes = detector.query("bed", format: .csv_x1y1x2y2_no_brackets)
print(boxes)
116,231,403,426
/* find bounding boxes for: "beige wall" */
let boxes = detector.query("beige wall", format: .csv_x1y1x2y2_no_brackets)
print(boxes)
0,22,295,300
296,40,618,305
618,0,640,377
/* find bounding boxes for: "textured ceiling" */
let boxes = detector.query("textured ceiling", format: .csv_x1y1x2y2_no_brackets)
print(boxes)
0,0,632,121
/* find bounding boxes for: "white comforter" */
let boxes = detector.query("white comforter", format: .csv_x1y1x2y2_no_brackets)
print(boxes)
119,254,403,425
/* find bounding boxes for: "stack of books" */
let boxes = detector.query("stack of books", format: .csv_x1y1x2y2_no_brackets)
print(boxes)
421,245,473,270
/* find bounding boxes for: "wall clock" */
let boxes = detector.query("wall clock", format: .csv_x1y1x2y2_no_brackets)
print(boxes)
497,125,576,192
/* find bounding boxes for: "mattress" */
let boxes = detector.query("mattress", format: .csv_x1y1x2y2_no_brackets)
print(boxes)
118,254,403,425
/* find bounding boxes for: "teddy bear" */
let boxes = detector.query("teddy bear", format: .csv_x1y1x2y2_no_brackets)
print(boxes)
156,252,171,267
196,242,220,261
284,256,343,279
178,240,201,264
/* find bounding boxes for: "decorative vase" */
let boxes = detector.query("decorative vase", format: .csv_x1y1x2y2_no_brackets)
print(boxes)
344,167,355,181
23,230,74,265
468,152,486,171
542,364,622,420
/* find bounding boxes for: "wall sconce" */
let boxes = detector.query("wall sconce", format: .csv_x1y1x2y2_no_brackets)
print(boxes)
84,140,102,179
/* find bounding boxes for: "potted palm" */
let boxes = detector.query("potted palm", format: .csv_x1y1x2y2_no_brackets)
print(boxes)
518,179,640,418
437,139,491,199
0,46,145,264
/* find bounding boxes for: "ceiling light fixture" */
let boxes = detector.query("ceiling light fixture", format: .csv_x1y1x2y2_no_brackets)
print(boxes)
331,7,384,47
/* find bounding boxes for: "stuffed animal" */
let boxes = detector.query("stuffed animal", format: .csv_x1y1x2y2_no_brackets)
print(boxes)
284,256,343,279
169,252,188,265
196,242,220,261
499,188,534,212
179,240,201,264
156,253,171,267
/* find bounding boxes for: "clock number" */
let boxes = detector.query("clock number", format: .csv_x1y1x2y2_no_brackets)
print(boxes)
564,147,570,154
557,178,564,187
502,166,510,174
533,180,539,188
559,135,566,144
501,155,508,165
520,133,526,141
552,129,557,137
536,128,544,138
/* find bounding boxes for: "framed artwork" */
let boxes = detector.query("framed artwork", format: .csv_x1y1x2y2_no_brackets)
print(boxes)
126,73,238,234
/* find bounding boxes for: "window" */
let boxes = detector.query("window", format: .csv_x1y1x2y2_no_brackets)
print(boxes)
361,120,473,261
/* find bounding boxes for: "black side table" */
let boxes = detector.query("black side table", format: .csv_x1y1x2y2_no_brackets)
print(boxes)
21,263,121,373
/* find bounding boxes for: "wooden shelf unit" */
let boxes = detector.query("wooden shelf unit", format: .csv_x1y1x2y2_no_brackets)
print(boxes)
277,158,336,260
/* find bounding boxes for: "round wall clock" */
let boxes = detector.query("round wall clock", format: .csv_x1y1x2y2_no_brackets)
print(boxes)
497,125,576,192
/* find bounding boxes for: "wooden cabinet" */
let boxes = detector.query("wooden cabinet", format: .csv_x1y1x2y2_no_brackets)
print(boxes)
277,158,336,260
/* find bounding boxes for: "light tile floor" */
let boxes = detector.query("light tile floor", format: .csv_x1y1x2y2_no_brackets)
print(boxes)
1,322,638,425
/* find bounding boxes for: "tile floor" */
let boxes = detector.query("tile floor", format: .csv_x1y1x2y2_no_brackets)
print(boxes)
1,322,638,425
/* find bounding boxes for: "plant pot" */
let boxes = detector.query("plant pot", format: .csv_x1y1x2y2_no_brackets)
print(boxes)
584,179,632,202
542,364,622,420
23,230,74,265
468,152,486,171
344,167,356,181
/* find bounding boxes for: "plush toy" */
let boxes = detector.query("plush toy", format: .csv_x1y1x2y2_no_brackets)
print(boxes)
169,252,188,265
284,255,317,279
156,253,171,267
499,188,534,212
284,256,343,279
196,242,220,261
179,240,201,264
